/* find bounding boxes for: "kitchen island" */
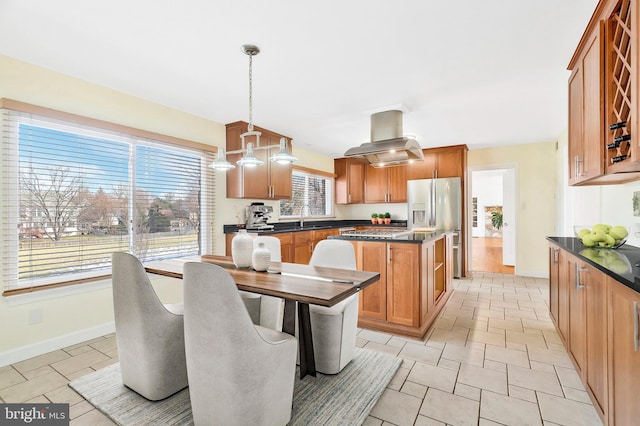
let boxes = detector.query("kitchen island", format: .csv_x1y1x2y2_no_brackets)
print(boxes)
330,230,454,338
547,237,640,424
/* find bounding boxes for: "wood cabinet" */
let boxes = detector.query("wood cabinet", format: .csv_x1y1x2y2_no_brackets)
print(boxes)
225,121,293,199
364,166,407,203
567,253,587,375
355,234,452,338
549,245,570,343
585,266,608,420
608,277,640,425
568,25,605,185
568,0,640,185
406,145,467,181
335,158,365,204
293,231,313,264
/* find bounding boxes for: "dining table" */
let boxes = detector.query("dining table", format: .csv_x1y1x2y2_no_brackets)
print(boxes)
144,254,380,379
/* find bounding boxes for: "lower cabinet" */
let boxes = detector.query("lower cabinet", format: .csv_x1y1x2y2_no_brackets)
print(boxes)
608,278,640,425
548,242,637,424
355,235,452,338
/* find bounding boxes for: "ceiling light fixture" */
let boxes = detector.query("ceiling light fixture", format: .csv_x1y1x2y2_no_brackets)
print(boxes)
212,44,296,171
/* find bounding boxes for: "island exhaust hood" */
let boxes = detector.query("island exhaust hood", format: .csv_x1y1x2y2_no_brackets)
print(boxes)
344,110,424,167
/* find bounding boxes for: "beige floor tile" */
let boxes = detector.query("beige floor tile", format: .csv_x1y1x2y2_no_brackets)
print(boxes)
467,329,505,347
454,382,481,401
0,368,25,390
401,381,428,399
537,392,602,426
480,390,542,426
521,318,556,332
428,327,469,347
359,329,393,344
461,300,492,309
414,415,446,426
388,367,410,391
25,394,50,403
12,350,71,375
508,384,537,403
398,343,442,366
90,357,118,371
454,317,488,331
487,327,506,335
503,293,532,302
479,418,505,426
369,388,422,426
488,318,523,332
70,408,117,426
530,361,557,374
362,416,384,426
505,330,547,348
507,365,563,396
437,357,460,371
64,345,95,357
0,371,68,402
555,366,585,390
50,349,110,377
443,307,475,319
419,388,480,426
70,400,97,419
90,335,118,354
406,362,457,393
21,365,56,380
44,385,83,404
527,346,573,368
387,336,413,349
64,368,95,382
483,359,507,373
504,308,538,319
441,343,484,367
563,387,592,404
356,337,368,348
485,345,530,368
474,309,505,320
458,363,507,395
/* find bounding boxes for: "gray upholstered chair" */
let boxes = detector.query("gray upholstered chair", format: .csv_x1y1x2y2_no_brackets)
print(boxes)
111,252,188,400
183,261,297,426
308,239,359,374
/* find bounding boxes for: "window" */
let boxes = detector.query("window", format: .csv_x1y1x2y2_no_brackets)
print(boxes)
280,168,334,218
1,105,215,294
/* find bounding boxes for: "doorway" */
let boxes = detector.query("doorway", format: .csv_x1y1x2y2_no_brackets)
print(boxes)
469,166,516,274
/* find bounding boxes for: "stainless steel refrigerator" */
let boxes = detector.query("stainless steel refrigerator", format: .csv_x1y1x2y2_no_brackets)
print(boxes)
407,177,462,278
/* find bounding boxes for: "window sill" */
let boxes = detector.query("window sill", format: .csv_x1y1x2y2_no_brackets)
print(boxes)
3,278,112,306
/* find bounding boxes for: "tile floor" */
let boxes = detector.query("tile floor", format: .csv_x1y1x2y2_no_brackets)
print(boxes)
0,272,603,425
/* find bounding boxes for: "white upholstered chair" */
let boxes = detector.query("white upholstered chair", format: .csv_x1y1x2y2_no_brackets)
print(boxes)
111,252,188,400
183,261,297,426
308,239,359,374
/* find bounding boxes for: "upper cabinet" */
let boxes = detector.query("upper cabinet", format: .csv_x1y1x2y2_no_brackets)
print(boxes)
226,121,293,199
569,0,640,185
406,145,467,181
364,166,407,203
335,158,365,204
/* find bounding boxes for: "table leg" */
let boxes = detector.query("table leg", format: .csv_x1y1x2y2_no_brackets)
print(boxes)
282,299,316,379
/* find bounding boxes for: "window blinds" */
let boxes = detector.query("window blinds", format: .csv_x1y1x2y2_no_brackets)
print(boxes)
1,107,215,294
280,169,334,218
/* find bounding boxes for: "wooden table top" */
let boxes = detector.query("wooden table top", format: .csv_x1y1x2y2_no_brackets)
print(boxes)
144,255,380,307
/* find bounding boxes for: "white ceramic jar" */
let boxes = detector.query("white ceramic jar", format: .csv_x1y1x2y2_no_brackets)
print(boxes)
231,229,253,268
252,242,271,272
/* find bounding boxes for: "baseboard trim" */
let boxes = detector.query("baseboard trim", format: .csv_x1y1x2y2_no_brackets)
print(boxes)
0,322,115,367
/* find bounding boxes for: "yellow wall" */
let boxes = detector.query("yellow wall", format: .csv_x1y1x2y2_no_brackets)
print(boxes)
0,54,332,363
468,141,558,276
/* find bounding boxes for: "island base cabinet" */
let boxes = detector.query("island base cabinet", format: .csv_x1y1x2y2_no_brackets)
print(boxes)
608,279,640,426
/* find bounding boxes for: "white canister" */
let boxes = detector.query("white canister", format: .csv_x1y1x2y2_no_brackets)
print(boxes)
252,242,271,272
231,229,253,268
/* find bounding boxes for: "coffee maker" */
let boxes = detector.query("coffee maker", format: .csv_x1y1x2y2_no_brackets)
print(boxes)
245,202,274,230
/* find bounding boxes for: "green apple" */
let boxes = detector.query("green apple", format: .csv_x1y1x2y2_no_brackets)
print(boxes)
590,229,607,243
581,234,596,247
610,226,628,240
578,228,591,238
592,223,611,233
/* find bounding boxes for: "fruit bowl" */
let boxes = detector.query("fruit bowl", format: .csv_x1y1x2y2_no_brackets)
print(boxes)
580,248,632,274
574,225,629,249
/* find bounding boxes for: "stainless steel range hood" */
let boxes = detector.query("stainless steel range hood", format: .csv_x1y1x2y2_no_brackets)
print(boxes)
344,110,424,167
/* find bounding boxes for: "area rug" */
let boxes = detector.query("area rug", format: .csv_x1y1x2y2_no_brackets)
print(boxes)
69,347,401,426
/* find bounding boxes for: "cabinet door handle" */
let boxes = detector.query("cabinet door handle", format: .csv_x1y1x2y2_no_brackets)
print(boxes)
552,248,559,264
634,301,639,352
348,193,351,203
387,244,391,263
575,263,586,290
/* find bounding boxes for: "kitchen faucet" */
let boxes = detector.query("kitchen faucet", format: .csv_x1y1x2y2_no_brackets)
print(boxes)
299,204,312,229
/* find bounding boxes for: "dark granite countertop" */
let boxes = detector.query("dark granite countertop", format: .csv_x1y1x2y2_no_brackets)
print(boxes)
547,236,640,294
223,220,408,235
329,230,451,244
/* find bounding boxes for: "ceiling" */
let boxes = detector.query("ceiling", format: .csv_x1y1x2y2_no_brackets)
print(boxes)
0,0,598,158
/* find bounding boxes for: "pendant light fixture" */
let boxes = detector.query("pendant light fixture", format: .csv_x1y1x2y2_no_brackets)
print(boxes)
211,44,296,171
